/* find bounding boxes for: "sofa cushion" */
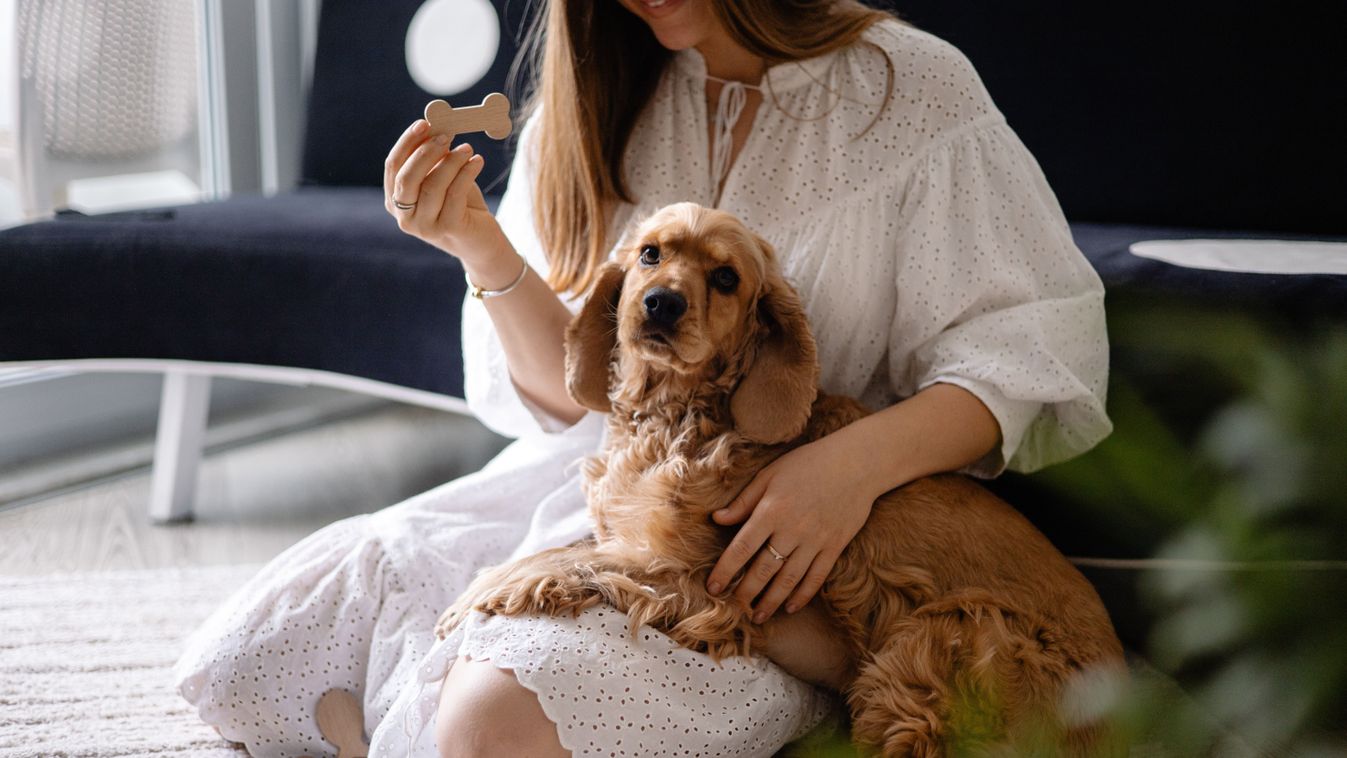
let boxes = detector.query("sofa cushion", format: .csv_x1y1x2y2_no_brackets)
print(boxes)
0,187,480,398
1071,222,1347,319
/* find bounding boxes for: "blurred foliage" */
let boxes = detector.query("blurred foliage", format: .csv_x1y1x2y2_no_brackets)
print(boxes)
1035,302,1347,756
785,302,1347,756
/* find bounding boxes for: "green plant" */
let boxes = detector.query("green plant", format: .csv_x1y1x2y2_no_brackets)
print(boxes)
1036,304,1347,756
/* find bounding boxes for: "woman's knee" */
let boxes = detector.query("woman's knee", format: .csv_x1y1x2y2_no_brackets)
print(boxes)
435,657,569,758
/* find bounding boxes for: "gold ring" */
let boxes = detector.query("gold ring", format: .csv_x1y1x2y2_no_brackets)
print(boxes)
764,542,786,561
393,199,417,211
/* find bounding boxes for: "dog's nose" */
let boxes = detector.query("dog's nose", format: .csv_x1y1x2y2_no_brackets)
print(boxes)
643,287,687,327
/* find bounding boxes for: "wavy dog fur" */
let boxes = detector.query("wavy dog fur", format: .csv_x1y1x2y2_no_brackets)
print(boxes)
437,203,1125,756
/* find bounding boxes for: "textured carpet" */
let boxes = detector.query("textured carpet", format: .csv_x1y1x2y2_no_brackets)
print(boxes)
0,564,264,757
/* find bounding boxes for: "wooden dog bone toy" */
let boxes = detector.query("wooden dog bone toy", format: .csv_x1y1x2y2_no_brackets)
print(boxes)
425,92,512,140
299,688,369,758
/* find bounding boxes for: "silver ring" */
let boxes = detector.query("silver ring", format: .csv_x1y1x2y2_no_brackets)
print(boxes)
393,199,417,211
764,542,787,562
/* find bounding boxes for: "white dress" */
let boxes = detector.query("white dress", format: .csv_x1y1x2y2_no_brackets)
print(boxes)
173,19,1112,758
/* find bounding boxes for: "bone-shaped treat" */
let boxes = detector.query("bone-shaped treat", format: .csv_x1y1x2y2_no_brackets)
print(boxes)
424,92,512,141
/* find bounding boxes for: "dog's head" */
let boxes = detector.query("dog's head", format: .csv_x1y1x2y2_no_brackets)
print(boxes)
564,202,819,444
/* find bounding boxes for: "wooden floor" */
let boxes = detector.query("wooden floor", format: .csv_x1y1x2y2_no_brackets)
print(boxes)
0,404,508,575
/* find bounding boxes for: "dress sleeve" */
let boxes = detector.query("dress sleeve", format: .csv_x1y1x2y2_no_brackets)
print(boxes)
461,111,584,438
887,116,1113,477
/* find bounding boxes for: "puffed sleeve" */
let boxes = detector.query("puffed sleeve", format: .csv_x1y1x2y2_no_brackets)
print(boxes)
461,110,584,438
887,116,1113,477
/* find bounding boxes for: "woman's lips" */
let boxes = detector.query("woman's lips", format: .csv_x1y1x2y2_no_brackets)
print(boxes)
634,0,686,20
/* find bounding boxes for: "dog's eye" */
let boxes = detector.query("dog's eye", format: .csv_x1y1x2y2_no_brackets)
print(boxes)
639,245,660,267
710,266,739,293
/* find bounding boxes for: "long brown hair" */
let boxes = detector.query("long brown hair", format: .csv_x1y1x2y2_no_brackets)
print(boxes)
513,0,896,296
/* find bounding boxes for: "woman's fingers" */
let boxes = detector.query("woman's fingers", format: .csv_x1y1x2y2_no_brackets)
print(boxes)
383,120,429,203
413,143,474,224
731,537,798,610
390,135,451,212
437,152,485,227
750,547,816,623
712,472,769,526
782,549,839,615
706,516,772,595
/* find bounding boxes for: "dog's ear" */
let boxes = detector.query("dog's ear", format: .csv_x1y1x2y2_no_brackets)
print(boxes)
564,263,626,412
730,270,819,444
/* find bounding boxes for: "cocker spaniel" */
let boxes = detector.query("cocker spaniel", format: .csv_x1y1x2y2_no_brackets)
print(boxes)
436,202,1124,756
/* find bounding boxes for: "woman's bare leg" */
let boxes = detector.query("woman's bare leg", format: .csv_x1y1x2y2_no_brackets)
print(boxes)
761,601,857,692
436,657,569,758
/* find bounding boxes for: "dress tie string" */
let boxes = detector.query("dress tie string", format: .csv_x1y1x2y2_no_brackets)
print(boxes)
707,75,761,201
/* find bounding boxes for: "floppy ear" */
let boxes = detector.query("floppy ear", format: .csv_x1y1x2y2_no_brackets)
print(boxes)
564,263,626,412
730,270,819,444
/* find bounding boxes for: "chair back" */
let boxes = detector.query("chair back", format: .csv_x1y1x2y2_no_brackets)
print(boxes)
13,0,199,218
302,1,1347,235
17,0,197,161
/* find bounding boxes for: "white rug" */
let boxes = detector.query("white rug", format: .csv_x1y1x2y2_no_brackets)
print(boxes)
0,564,264,757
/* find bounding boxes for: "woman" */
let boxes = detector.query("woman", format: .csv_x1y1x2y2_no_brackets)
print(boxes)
174,1,1112,756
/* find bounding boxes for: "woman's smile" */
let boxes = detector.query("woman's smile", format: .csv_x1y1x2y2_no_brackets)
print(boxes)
618,0,710,50
634,0,687,17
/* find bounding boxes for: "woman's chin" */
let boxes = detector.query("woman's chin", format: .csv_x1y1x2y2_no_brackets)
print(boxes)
646,20,711,52
650,28,700,52
624,0,710,51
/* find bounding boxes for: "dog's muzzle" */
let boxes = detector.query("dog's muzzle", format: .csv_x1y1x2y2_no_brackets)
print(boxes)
643,287,687,328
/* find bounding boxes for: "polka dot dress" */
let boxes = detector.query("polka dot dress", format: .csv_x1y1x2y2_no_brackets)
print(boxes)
173,18,1111,758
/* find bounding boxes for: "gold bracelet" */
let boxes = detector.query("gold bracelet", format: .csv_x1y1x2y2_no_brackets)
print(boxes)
466,252,529,300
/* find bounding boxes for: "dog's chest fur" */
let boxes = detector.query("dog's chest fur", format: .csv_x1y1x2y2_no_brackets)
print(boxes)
581,402,770,555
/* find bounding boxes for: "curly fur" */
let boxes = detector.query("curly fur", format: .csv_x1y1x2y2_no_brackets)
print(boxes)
437,203,1125,756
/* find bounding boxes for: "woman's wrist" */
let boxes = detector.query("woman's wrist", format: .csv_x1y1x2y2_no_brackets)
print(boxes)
816,422,902,503
461,238,524,292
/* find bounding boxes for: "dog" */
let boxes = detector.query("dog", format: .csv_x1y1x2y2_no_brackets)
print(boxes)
436,202,1125,756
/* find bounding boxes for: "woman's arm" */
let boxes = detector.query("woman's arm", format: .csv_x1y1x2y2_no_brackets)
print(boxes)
820,382,1001,502
705,381,1001,622
383,120,586,427
462,242,587,426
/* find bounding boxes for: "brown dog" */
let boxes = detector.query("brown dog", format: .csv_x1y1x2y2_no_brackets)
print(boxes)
436,203,1124,756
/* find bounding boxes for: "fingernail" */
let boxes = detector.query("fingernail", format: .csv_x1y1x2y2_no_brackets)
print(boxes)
785,603,798,614
469,155,483,165
707,581,722,595
413,121,427,133
753,611,767,624
435,134,449,145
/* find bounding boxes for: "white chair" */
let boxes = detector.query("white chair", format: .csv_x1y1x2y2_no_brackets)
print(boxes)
12,0,200,219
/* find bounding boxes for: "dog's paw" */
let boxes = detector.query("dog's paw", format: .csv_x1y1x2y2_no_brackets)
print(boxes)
434,598,476,639
474,573,599,619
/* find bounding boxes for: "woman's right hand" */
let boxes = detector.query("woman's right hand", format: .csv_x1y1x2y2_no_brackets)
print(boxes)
383,119,509,265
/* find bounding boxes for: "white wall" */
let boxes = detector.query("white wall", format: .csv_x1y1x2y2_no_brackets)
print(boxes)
0,0,19,225
0,0,13,133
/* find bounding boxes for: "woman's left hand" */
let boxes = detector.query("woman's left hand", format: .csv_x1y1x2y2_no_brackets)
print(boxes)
705,436,878,623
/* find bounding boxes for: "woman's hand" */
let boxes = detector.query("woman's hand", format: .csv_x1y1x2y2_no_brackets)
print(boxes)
705,435,880,624
383,119,507,265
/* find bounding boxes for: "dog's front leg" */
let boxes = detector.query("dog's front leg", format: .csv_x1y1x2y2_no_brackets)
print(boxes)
435,545,604,639
659,588,762,660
